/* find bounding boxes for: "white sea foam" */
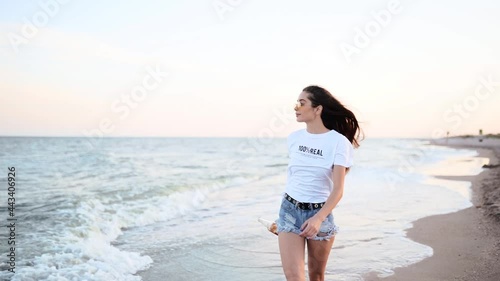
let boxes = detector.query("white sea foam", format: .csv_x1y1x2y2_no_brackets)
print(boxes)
0,171,255,281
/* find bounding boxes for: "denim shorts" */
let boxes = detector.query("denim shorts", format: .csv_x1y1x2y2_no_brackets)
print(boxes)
276,195,339,241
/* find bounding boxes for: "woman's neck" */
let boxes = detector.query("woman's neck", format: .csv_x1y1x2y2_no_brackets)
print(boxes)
305,121,330,134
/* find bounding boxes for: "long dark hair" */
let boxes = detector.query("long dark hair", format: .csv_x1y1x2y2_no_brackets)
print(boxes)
303,85,362,148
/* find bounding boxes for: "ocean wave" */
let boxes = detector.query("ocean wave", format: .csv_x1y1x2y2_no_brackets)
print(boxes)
0,176,254,281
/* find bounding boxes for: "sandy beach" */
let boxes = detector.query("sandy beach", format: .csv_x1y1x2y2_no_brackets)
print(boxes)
366,136,500,281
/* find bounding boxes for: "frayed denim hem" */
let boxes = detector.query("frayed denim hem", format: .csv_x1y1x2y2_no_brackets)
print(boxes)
276,223,340,241
309,225,339,241
277,226,301,236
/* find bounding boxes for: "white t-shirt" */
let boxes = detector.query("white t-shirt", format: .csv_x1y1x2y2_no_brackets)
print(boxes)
285,129,354,203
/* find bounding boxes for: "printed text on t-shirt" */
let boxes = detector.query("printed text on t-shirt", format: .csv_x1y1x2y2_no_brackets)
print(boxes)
298,145,323,156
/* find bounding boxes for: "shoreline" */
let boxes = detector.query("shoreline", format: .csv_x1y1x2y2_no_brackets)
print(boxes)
365,136,500,281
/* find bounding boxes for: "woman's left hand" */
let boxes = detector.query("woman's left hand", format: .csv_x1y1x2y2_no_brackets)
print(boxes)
299,215,323,239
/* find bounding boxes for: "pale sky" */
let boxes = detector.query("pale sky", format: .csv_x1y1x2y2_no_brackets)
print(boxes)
1,0,499,138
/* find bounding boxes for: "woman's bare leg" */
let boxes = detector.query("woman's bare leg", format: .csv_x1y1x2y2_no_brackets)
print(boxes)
278,232,306,281
306,236,335,281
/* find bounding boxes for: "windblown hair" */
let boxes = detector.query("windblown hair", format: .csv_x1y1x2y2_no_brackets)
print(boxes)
303,85,363,148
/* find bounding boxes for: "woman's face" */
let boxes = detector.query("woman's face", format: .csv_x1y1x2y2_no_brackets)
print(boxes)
294,91,321,123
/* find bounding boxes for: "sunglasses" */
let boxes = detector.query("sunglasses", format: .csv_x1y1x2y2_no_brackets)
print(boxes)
294,101,303,110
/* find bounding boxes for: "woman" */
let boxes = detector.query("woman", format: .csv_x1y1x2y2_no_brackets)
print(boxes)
277,85,361,281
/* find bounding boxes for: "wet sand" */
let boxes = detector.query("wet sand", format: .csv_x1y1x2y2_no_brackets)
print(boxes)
365,136,500,281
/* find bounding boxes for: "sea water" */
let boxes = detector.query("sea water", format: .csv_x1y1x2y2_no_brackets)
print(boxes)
0,137,488,281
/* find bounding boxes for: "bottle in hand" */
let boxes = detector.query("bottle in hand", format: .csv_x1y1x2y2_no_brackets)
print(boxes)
258,217,278,235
